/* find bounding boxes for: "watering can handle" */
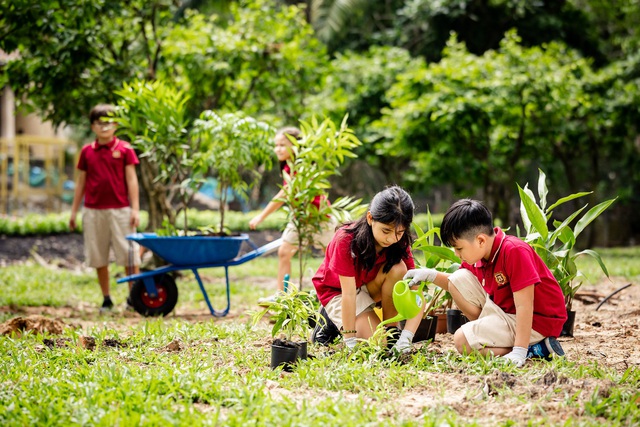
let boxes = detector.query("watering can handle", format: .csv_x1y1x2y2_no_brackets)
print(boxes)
377,281,427,328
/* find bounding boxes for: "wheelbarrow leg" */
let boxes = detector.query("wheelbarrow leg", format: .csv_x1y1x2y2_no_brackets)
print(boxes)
142,276,158,298
192,267,230,317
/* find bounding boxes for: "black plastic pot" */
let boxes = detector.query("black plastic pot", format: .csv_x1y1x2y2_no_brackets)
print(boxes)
560,310,576,337
413,315,438,343
270,340,307,370
446,309,468,334
271,343,299,371
297,341,308,360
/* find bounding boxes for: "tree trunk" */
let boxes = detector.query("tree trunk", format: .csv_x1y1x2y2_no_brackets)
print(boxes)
138,158,173,232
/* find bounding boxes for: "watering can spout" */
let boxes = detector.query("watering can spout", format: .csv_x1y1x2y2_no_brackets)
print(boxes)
379,313,405,328
377,279,426,328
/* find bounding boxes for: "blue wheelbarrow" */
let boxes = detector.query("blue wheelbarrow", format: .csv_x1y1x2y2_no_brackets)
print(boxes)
116,233,282,317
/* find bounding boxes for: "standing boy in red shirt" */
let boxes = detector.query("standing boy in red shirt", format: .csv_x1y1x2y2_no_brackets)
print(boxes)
405,199,566,366
69,104,141,312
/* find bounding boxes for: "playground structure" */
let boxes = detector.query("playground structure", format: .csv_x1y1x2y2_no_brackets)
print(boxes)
0,135,72,214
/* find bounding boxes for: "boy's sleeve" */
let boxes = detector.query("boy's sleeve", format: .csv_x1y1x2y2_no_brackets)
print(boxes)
124,146,140,166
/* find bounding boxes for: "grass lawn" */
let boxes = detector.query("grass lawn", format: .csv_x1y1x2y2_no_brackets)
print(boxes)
0,248,638,426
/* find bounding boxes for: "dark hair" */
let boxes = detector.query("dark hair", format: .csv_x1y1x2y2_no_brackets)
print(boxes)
440,199,494,247
276,126,301,171
89,104,116,124
345,185,414,273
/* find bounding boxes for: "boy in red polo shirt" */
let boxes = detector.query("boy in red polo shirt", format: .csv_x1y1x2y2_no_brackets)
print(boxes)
405,199,566,367
69,104,141,312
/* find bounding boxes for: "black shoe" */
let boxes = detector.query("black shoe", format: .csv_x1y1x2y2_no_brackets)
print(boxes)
100,297,114,313
385,326,400,350
311,307,340,346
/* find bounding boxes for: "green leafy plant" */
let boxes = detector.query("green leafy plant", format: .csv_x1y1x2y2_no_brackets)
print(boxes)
517,169,617,311
114,80,274,236
250,284,319,342
113,79,193,233
192,111,274,234
279,116,367,285
411,208,460,316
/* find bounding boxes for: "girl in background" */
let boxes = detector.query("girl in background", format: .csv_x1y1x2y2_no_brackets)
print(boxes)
249,127,336,304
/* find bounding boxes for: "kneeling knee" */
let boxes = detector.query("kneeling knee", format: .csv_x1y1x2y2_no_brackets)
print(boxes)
453,329,471,355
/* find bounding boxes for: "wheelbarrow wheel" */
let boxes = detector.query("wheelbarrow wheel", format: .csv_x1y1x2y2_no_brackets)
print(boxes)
130,273,178,317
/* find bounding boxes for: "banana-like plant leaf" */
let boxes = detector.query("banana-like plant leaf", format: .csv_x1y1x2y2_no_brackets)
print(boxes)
518,184,548,239
575,249,611,278
546,191,592,213
574,198,617,238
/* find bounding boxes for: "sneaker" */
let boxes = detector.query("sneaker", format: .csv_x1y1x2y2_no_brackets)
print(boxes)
257,292,280,306
544,336,565,357
311,307,340,346
99,297,114,313
527,337,565,360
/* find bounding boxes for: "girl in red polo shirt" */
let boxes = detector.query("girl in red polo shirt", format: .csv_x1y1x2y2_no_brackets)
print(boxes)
312,186,424,353
249,127,336,304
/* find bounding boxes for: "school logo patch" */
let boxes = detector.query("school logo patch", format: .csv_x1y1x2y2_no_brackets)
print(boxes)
494,272,507,285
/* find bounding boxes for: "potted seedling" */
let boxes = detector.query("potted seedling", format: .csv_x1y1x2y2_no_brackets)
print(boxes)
250,282,320,370
518,169,616,336
410,209,461,340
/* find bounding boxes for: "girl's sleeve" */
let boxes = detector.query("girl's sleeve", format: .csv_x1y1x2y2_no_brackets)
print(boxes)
329,233,356,277
405,246,416,269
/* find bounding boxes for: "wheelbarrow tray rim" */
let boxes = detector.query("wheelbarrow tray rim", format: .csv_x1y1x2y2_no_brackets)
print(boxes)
127,232,249,266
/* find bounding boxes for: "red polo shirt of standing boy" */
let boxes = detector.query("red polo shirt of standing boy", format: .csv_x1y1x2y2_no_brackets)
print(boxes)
77,137,139,209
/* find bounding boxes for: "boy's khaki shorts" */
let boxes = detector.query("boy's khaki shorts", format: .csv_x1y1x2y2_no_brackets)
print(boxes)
83,207,140,268
448,269,544,350
324,286,375,331
282,216,338,250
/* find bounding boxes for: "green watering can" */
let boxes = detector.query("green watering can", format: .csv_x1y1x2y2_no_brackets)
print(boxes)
378,279,427,328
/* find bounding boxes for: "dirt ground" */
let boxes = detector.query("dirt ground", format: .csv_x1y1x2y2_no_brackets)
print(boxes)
1,233,639,425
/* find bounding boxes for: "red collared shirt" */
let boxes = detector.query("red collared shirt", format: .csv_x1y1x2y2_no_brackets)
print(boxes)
462,227,568,337
77,137,139,209
312,227,415,306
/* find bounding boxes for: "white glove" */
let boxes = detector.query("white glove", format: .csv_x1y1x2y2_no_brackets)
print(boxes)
392,329,415,354
344,337,357,350
502,346,527,368
404,268,438,286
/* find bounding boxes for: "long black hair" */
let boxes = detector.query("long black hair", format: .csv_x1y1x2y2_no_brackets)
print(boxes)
345,185,414,273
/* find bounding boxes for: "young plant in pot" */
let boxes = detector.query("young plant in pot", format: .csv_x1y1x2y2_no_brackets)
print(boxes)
410,209,461,341
517,169,616,336
250,283,320,371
